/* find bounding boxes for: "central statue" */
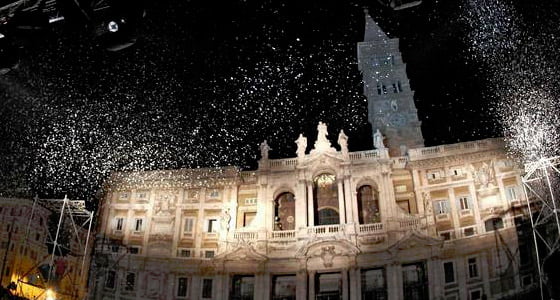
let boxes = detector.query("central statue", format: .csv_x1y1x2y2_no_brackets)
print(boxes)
314,121,333,152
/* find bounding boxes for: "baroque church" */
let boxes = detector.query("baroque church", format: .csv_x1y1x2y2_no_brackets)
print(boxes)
89,11,535,300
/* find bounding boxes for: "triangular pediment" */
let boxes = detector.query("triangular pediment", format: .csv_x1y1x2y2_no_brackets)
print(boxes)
387,230,443,253
301,151,345,169
214,243,268,262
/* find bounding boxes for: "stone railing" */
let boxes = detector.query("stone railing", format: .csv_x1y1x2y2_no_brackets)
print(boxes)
408,138,505,161
349,149,389,161
268,158,298,170
391,157,408,169
233,230,258,241
269,230,296,240
358,223,384,234
308,224,344,236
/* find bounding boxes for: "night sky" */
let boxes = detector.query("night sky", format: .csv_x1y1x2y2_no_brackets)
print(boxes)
1,0,559,200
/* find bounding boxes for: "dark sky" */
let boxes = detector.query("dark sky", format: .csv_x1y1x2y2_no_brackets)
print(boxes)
0,0,558,200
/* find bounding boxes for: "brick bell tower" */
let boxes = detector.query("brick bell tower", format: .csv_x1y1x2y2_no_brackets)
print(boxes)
357,9,424,156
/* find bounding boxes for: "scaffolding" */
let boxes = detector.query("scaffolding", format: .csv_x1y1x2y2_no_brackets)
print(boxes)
522,156,560,300
17,196,94,299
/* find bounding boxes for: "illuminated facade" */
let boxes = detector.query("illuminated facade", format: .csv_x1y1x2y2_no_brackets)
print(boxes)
89,12,535,300
0,197,91,300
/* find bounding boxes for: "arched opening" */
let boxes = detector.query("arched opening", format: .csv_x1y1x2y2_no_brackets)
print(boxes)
317,208,339,225
313,174,340,225
357,185,381,224
273,192,295,230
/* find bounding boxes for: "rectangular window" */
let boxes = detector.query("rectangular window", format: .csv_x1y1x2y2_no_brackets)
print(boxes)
506,186,518,202
361,268,387,299
177,277,188,297
105,270,116,289
245,198,257,205
243,212,256,227
440,232,452,241
134,218,143,232
115,218,124,231
458,196,470,210
183,218,195,234
205,250,215,258
136,191,148,201
443,262,455,284
272,275,297,299
129,247,140,254
469,289,482,300
178,249,191,258
464,227,476,237
111,245,119,253
232,275,255,299
119,192,129,200
207,219,218,233
202,278,213,298
434,200,449,214
468,257,479,278
125,272,136,291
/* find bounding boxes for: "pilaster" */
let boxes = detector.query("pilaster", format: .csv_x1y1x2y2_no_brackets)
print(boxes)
307,182,314,227
337,180,347,224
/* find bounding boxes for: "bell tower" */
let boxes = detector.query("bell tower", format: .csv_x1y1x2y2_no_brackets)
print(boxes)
357,9,424,156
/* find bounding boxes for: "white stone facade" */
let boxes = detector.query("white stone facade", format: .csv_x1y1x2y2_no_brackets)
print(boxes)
90,134,533,300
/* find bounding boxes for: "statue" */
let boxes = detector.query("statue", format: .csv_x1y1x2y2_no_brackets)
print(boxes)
260,140,271,160
313,121,333,151
221,208,231,232
295,134,307,159
373,129,386,149
338,130,349,159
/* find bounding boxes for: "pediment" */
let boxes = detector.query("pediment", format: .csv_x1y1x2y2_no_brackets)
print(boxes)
301,151,345,169
297,239,360,258
387,230,443,253
214,243,268,262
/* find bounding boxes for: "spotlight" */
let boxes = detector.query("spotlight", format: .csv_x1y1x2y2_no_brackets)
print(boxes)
107,20,118,32
45,288,56,300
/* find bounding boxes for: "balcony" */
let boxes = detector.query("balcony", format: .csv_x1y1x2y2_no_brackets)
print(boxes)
435,213,451,222
359,223,384,234
308,224,344,236
408,138,504,161
459,209,473,218
269,230,296,241
233,230,258,241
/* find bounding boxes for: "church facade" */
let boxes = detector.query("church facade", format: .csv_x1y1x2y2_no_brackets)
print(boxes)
89,12,535,300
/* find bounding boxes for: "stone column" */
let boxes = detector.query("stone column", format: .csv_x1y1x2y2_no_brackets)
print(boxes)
124,209,134,244
337,180,347,224
296,269,308,300
427,258,441,299
295,180,307,230
342,268,349,300
386,263,401,300
190,275,201,299
172,204,182,254
344,176,356,225
230,185,239,232
447,188,461,238
468,184,484,235
307,182,314,227
349,267,361,300
308,271,316,300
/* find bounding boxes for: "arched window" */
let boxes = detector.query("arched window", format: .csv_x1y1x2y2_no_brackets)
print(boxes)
357,185,380,224
313,174,339,225
274,192,295,230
